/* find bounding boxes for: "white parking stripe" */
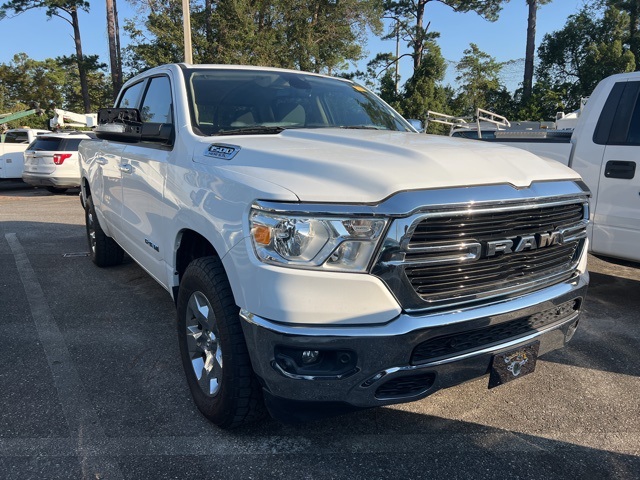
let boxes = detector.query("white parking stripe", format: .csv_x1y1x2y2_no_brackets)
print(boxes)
5,233,124,480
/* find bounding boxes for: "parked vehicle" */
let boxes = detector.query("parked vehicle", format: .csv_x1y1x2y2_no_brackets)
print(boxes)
0,128,50,180
440,73,640,263
22,131,94,193
80,64,590,428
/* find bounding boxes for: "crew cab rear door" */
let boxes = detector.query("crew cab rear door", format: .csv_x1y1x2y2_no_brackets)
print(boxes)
117,74,175,287
90,81,147,242
591,80,640,262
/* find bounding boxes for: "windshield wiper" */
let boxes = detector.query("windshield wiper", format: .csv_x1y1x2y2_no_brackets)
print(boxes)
339,125,387,130
214,125,287,136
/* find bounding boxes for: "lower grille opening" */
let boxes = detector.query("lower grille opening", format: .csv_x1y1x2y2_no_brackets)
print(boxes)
411,298,581,365
375,373,436,399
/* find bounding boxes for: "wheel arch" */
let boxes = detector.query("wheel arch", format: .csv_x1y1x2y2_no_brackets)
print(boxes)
173,229,239,305
80,176,91,209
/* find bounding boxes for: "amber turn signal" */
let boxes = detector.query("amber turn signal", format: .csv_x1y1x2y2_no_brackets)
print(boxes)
252,225,272,245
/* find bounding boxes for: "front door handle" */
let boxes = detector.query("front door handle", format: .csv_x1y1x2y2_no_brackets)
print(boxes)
604,161,635,179
119,164,133,174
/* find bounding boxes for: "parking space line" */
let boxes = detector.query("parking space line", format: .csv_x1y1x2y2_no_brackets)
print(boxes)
0,432,638,457
5,233,124,480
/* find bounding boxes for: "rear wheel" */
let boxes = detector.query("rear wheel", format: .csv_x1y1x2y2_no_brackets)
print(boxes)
85,196,124,267
177,256,265,428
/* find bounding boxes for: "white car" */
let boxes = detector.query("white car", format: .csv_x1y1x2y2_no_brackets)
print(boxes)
22,131,94,193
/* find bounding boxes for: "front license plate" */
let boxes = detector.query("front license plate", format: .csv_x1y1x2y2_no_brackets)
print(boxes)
488,341,540,389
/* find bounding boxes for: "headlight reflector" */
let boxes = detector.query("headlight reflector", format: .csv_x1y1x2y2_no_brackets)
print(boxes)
249,209,387,272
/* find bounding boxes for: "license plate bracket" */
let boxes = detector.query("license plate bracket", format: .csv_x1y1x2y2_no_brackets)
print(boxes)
488,340,540,389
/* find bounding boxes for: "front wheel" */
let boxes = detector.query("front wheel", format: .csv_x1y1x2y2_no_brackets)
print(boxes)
177,257,265,428
85,196,124,267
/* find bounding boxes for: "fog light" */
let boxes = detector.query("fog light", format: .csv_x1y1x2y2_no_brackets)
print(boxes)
301,350,320,364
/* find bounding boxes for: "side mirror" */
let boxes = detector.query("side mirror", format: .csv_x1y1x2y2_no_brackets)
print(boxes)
94,108,173,145
94,108,142,142
407,119,425,133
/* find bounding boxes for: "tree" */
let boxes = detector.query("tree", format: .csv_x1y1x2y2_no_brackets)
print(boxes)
396,40,450,129
0,53,112,117
0,1,93,113
0,54,65,111
56,55,112,112
606,0,640,69
523,0,552,101
123,0,185,72
106,0,123,100
383,0,508,73
537,5,635,109
455,43,504,114
124,0,382,74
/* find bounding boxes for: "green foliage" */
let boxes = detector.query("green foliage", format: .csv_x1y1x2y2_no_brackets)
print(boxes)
383,0,508,71
455,43,504,115
605,0,640,70
537,4,635,110
395,41,450,127
56,55,112,111
124,0,383,75
0,53,111,124
0,0,89,19
0,0,94,112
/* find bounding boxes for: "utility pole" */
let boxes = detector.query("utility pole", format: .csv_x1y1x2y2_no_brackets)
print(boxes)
182,0,193,64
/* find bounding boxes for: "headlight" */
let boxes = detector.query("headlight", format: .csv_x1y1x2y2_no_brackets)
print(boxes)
249,208,387,272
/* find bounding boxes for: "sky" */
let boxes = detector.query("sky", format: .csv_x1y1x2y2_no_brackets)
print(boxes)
0,0,590,91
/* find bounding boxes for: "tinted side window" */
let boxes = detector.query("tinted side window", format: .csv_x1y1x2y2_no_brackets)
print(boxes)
627,85,640,145
140,76,173,124
4,131,29,143
117,81,145,108
608,81,640,145
593,82,626,145
61,138,84,151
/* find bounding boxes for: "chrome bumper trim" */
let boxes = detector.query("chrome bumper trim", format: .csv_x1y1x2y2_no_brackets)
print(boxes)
240,272,588,408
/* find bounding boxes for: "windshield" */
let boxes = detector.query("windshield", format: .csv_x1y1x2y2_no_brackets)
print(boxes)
185,69,412,136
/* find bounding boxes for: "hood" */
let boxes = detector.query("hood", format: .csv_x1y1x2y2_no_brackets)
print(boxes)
195,129,581,203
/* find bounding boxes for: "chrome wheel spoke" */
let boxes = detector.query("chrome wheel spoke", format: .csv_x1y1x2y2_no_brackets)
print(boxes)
215,346,223,370
87,213,96,252
185,291,223,397
191,356,205,381
186,325,203,352
187,293,212,332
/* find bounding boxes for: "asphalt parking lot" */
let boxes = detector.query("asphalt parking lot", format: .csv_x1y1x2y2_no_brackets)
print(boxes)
1,180,639,480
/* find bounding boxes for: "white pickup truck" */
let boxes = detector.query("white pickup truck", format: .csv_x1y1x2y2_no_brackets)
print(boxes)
452,72,640,263
0,128,50,179
80,64,590,428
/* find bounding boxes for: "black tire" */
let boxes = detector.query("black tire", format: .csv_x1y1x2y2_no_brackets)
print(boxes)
177,257,265,428
85,196,124,267
46,186,68,194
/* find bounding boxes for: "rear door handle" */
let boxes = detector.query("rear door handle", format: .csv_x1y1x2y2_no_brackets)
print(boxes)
95,156,107,165
604,161,635,179
119,164,133,174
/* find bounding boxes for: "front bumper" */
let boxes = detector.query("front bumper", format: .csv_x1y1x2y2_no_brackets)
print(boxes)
240,271,588,410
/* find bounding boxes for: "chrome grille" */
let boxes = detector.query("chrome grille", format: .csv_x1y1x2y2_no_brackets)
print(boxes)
406,243,578,299
372,198,588,312
408,203,585,244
